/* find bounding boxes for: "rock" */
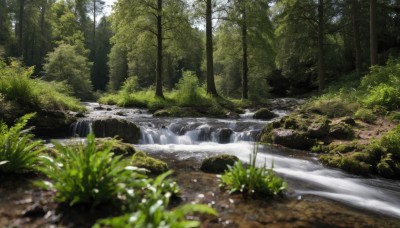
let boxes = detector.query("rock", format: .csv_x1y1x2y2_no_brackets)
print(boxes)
272,129,315,150
22,204,46,217
115,111,126,116
253,108,277,120
92,118,140,143
106,108,112,111
96,138,136,156
200,154,239,173
131,151,168,174
94,106,104,110
153,109,173,117
30,110,77,138
226,112,240,119
307,117,330,139
341,117,356,126
75,112,85,118
217,128,234,144
329,123,355,139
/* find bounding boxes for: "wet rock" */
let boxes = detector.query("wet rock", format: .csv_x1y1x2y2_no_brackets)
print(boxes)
131,151,168,174
272,129,315,150
106,108,112,111
92,118,140,143
329,123,355,140
200,154,239,173
30,110,77,138
22,204,46,218
96,138,136,157
253,108,277,120
75,112,85,118
115,111,126,116
94,106,104,110
217,128,234,144
226,112,240,119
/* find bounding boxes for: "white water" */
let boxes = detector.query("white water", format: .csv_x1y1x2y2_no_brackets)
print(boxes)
70,102,400,219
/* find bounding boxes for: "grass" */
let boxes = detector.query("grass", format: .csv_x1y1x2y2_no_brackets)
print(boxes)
220,145,287,198
0,113,45,173
0,60,84,112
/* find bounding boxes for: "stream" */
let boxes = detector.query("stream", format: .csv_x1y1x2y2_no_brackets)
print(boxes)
71,102,400,222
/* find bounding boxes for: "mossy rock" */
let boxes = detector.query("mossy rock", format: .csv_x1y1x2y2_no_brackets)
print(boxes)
217,128,234,144
329,123,355,140
320,155,372,176
272,129,315,150
307,116,331,139
253,108,277,120
200,154,239,173
96,138,136,157
131,151,168,174
377,161,395,178
341,117,356,126
92,118,140,144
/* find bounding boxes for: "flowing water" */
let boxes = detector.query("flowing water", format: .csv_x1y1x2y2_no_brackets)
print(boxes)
71,102,400,221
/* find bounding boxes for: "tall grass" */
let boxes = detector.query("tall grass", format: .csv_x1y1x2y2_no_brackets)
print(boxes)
0,113,45,173
220,145,287,198
0,60,84,111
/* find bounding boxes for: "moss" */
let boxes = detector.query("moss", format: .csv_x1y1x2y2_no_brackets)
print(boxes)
253,108,277,120
96,138,136,157
329,142,358,154
341,157,372,176
377,161,395,178
329,123,355,140
200,154,239,173
311,144,329,153
131,151,169,175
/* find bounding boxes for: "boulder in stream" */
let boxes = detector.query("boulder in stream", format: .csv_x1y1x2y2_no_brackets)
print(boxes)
131,151,168,174
92,118,140,143
200,154,239,173
253,108,277,120
217,128,234,144
272,129,315,150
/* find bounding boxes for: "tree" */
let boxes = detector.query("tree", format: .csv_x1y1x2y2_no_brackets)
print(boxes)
43,44,93,100
351,0,362,72
205,0,218,96
317,0,325,92
370,0,377,66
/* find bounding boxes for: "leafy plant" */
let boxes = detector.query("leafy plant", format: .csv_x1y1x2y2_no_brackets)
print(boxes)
220,145,287,197
95,171,217,228
0,113,44,173
36,134,147,206
354,108,377,123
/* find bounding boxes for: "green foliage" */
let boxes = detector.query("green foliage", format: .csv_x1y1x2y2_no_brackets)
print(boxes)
220,146,286,197
36,134,145,206
131,151,169,175
379,125,400,160
172,71,207,106
354,108,377,123
43,44,93,100
362,84,400,110
0,113,44,173
0,60,84,111
95,171,217,228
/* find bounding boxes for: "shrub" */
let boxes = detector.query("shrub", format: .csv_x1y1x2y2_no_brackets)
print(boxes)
36,134,146,206
379,125,400,160
220,146,286,197
171,71,211,107
305,91,360,117
0,113,44,173
354,108,377,123
362,84,400,110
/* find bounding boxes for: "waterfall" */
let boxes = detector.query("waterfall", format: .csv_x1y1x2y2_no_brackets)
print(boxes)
70,119,92,137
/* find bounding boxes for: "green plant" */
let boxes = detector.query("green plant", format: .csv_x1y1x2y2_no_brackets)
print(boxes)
220,145,286,197
362,84,400,110
95,171,217,228
379,125,400,160
0,113,44,173
354,108,377,123
36,134,147,206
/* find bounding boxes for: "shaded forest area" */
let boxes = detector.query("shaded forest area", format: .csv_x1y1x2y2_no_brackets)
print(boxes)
1,0,400,101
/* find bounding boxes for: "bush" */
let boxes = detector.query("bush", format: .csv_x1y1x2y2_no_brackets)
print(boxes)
220,146,286,197
379,125,400,160
362,84,400,110
354,108,377,123
0,113,44,173
0,60,84,111
36,134,146,206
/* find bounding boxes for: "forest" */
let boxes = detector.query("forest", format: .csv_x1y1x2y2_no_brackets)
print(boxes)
1,0,400,227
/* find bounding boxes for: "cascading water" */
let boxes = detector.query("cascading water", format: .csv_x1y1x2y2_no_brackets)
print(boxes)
71,102,400,219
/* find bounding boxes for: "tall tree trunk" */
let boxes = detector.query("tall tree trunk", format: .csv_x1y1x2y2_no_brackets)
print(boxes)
241,4,248,100
18,0,25,57
317,0,325,93
206,0,218,96
39,4,46,67
351,0,362,72
370,0,377,66
0,0,5,45
93,0,96,56
155,0,164,98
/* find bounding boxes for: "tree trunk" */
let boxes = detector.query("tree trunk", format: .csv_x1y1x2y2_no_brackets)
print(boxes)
206,0,218,96
317,0,325,93
39,4,46,67
155,0,164,98
0,0,5,45
351,0,362,72
18,0,25,57
370,0,377,66
93,0,96,56
241,4,248,100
